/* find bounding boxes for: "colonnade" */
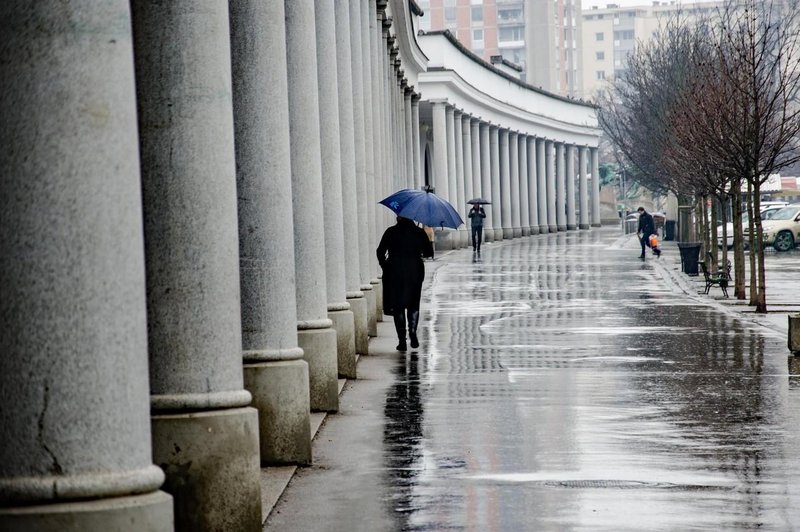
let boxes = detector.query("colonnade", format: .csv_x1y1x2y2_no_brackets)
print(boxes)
0,2,604,530
426,100,601,249
1,1,429,530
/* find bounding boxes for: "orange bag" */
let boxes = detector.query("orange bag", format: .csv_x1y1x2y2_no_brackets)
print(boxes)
649,234,659,248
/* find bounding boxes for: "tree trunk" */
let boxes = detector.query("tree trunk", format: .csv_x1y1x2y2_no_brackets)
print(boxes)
732,184,746,299
753,181,767,313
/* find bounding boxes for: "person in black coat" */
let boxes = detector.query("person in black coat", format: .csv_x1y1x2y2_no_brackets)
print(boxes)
376,217,434,351
468,204,486,252
636,206,660,259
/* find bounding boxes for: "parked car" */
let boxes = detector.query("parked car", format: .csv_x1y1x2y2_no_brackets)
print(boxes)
743,204,800,251
717,204,788,248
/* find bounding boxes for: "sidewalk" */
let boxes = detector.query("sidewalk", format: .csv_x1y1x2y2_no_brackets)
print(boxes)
617,233,800,340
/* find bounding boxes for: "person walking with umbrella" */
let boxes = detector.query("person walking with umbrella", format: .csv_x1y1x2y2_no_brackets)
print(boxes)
376,216,434,352
467,199,488,253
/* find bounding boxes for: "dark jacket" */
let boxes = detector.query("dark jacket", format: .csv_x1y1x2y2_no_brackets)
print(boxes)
637,210,655,236
376,218,434,315
468,206,486,227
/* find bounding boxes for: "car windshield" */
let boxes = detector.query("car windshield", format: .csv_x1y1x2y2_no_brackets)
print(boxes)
767,206,800,220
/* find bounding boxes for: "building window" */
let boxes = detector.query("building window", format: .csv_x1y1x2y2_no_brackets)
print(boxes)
596,32,604,41
596,70,606,80
444,6,456,21
596,51,605,60
473,28,484,42
613,30,635,40
472,6,483,22
499,26,524,42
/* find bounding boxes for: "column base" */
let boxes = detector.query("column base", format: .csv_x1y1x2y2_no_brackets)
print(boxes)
371,279,383,320
502,227,513,239
579,223,590,229
521,227,530,236
549,225,558,233
482,228,494,243
329,309,356,379
529,226,539,235
152,407,261,532
348,295,369,355
244,359,312,466
567,224,577,230
557,224,567,231
538,225,549,234
363,287,377,337
591,223,602,227
297,326,339,412
0,491,173,532
512,227,522,238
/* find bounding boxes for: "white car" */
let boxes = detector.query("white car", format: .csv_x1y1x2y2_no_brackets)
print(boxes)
717,204,787,248
756,204,800,251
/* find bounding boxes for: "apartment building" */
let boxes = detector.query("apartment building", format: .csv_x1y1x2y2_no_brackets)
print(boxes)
419,0,584,97
581,1,721,100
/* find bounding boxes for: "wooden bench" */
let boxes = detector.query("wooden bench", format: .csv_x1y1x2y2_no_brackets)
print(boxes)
699,260,730,297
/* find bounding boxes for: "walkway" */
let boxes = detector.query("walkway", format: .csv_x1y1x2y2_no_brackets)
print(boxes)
265,227,800,531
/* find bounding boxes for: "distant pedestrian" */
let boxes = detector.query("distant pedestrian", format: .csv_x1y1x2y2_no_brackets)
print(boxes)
377,217,434,352
468,204,486,253
636,207,660,259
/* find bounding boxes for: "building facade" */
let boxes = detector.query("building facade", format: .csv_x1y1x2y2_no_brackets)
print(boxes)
419,0,584,96
581,1,722,99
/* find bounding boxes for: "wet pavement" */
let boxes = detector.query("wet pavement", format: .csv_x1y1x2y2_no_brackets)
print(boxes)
265,227,800,531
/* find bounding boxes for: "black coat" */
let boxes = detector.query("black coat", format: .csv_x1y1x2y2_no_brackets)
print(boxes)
376,218,434,315
637,211,655,236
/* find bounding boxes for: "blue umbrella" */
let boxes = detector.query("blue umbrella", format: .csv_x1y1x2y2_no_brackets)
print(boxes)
379,188,464,229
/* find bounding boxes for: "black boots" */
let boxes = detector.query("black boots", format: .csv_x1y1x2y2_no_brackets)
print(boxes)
393,313,407,352
408,310,420,349
394,310,420,351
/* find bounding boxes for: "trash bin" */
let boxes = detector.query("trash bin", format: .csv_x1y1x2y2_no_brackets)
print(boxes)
664,220,676,241
677,242,701,276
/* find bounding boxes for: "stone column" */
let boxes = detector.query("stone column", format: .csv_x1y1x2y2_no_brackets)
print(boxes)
579,147,590,229
230,0,312,466
537,139,548,234
546,140,557,232
314,0,356,376
566,145,577,230
404,88,414,189
285,0,339,412
360,0,378,335
131,2,261,529
432,101,450,200
0,4,172,529
463,115,474,214
454,110,466,246
445,106,458,205
489,125,503,241
371,0,386,320
349,1,376,339
556,142,567,231
344,0,370,354
591,147,602,227
412,94,423,189
519,134,531,236
442,105,458,248
480,123,495,242
499,128,512,240
471,119,482,202
527,137,540,235
509,131,521,238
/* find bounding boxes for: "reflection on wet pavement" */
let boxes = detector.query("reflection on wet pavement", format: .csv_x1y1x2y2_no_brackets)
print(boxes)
383,228,800,531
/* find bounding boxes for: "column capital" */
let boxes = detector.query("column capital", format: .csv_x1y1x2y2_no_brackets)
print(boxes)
376,0,389,15
387,34,396,47
411,92,422,103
